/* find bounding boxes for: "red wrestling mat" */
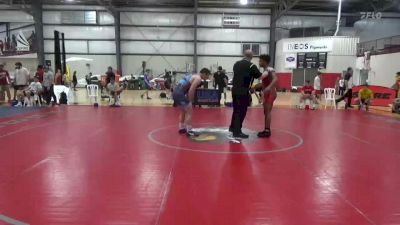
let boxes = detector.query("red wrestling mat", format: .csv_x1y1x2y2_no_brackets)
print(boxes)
0,106,400,225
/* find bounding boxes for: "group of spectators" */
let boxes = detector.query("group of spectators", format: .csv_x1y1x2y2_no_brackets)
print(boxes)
0,62,76,107
297,67,375,111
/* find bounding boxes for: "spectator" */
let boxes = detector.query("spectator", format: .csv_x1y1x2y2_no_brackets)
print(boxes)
55,69,62,85
336,67,354,110
300,80,316,109
314,71,322,99
0,63,11,102
23,76,43,107
43,67,57,106
107,76,123,107
141,70,152,100
213,66,229,105
35,65,44,83
13,62,30,101
106,66,115,84
72,71,78,91
338,75,346,96
391,72,400,98
358,83,373,111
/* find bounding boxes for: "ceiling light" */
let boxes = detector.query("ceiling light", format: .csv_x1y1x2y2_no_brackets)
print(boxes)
240,0,248,5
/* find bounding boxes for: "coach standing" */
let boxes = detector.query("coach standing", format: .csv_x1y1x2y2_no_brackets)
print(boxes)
229,50,262,138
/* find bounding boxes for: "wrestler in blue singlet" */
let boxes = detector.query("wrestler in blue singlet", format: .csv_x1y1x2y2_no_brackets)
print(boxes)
173,74,193,107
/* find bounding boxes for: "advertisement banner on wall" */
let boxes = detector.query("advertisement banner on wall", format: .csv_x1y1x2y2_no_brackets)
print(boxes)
285,54,297,69
283,39,333,53
0,23,37,58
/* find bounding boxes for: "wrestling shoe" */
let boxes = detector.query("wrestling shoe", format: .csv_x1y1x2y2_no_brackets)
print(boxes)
178,128,187,134
257,129,271,138
186,130,200,137
233,132,249,139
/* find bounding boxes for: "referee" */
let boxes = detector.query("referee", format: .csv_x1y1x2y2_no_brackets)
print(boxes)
229,50,262,138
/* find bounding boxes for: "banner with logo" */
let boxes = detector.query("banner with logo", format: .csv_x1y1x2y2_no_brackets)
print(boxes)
0,23,37,58
351,85,396,106
283,39,333,53
284,54,297,69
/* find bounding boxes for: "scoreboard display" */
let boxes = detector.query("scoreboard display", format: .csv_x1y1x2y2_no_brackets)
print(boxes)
297,52,327,69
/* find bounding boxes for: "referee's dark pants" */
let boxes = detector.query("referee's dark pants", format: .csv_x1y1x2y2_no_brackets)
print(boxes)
230,94,250,135
336,89,353,107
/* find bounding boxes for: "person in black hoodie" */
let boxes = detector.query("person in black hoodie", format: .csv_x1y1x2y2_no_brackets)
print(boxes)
229,50,262,138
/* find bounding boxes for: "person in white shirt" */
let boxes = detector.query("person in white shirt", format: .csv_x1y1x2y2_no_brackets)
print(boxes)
338,76,346,96
13,62,30,101
314,71,322,100
24,76,43,106
106,76,124,107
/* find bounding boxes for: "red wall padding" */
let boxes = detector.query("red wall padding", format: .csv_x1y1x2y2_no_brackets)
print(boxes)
321,73,341,89
276,73,292,90
276,72,341,91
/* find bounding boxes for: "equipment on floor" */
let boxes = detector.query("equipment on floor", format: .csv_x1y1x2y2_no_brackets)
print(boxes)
59,91,68,104
193,89,220,107
160,92,167,98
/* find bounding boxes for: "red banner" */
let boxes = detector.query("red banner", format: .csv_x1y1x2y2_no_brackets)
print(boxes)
351,85,396,106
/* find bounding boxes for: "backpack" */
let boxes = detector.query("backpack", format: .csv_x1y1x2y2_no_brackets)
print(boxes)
59,91,68,104
160,92,167,98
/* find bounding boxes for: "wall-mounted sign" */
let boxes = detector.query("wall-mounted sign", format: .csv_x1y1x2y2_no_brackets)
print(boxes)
360,12,382,20
285,53,297,69
16,31,30,51
283,39,333,53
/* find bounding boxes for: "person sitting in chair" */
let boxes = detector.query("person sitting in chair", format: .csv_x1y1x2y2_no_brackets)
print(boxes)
358,83,373,111
300,80,316,109
106,77,123,107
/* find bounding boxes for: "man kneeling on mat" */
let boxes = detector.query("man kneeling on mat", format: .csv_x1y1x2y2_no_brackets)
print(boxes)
258,54,277,138
358,83,373,111
172,68,211,136
107,77,123,107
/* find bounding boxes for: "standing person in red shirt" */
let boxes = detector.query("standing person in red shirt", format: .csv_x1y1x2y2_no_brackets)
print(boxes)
300,80,316,109
55,69,62,85
257,55,278,138
0,64,11,102
35,65,44,83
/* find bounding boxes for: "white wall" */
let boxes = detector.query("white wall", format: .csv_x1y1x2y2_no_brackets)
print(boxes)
355,19,400,42
0,11,33,23
357,53,400,88
2,7,271,76
45,54,116,78
275,36,359,73
122,55,193,75
275,15,338,39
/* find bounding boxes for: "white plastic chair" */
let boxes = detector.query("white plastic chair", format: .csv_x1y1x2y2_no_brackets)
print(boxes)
87,84,99,104
324,88,336,109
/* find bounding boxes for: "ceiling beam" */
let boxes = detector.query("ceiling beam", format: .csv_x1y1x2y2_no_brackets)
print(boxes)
273,0,301,21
